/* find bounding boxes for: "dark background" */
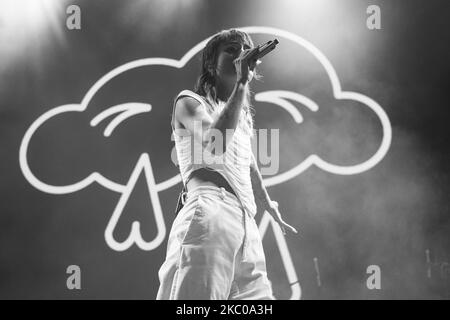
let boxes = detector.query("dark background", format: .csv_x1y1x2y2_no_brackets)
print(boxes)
0,0,449,299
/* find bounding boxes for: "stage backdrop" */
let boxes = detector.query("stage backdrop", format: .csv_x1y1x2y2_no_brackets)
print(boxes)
1,0,449,299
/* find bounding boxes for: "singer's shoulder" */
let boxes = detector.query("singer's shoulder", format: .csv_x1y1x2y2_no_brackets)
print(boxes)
175,90,206,105
174,91,204,117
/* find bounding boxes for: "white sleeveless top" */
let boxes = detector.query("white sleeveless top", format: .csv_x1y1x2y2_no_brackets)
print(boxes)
171,90,257,217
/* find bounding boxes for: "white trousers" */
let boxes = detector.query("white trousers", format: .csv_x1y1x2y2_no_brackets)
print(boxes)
157,185,274,300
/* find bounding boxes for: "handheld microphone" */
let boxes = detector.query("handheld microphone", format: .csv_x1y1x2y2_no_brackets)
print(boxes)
250,39,279,62
256,39,279,59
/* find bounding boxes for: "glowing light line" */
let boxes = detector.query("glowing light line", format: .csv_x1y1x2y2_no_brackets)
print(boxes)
255,90,319,123
90,103,152,137
104,153,166,251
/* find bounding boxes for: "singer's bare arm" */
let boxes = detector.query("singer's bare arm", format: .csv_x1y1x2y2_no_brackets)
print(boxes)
250,153,298,235
174,82,248,155
250,153,272,209
175,45,259,154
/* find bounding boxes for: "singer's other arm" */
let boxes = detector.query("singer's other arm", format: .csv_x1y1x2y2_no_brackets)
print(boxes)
250,153,298,235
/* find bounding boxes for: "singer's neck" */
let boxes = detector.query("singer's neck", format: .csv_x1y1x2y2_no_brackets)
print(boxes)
215,77,236,102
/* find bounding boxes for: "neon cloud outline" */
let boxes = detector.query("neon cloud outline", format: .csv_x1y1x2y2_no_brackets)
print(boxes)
90,103,152,137
19,27,391,299
19,26,391,195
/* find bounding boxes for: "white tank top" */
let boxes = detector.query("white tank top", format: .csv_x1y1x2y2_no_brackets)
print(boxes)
171,90,257,217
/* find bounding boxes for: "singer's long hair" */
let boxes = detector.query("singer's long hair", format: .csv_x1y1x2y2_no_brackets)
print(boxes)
194,29,257,135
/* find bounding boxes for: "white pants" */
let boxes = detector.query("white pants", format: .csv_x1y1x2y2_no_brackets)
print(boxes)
157,185,274,300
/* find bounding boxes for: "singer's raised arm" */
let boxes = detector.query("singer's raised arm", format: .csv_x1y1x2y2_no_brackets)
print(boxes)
174,82,248,156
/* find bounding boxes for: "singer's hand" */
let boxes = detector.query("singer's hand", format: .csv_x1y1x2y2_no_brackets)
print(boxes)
234,46,260,84
265,200,298,236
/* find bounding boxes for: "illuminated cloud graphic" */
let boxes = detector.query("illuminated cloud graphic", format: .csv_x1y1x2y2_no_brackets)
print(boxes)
19,27,392,300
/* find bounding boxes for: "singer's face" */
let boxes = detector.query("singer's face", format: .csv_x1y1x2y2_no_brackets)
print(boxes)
215,41,251,82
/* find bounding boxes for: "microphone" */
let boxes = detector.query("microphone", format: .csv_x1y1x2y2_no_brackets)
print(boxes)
256,39,279,59
249,39,279,62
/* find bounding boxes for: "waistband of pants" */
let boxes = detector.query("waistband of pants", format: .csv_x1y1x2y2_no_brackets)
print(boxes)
186,185,242,209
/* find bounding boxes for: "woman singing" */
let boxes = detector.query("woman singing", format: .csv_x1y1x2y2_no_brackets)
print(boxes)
157,29,297,300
